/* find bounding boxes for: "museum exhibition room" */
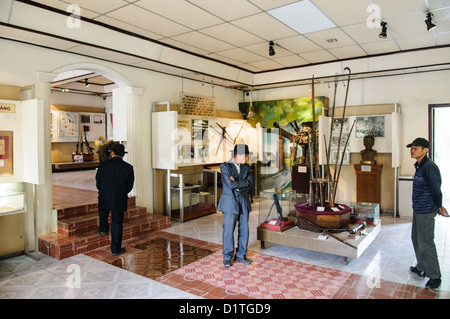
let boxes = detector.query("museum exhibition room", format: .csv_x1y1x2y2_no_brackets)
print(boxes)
1,0,450,302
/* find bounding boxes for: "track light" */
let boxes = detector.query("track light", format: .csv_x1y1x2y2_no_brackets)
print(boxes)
269,41,276,56
379,21,387,39
84,79,90,88
425,12,436,31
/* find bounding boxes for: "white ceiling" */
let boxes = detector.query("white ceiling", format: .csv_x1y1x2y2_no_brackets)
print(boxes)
1,0,450,90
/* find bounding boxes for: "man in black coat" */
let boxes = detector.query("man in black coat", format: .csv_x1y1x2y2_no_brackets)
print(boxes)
96,143,135,256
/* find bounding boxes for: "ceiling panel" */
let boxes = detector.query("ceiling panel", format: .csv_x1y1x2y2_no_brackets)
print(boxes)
199,23,264,47
3,0,449,89
105,4,190,37
300,50,337,64
328,45,368,60
311,0,372,26
273,54,309,67
187,0,262,21
170,31,235,53
135,0,223,29
230,12,298,40
72,0,129,14
360,40,400,55
304,27,357,49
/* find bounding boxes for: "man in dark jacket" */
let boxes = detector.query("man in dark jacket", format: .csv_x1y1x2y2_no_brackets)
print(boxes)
407,137,448,289
218,144,254,267
96,143,135,256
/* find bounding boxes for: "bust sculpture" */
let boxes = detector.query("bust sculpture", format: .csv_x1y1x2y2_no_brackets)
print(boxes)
360,135,377,164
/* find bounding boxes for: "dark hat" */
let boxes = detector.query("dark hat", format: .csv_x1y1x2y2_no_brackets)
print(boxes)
233,144,250,156
111,143,128,156
407,137,429,148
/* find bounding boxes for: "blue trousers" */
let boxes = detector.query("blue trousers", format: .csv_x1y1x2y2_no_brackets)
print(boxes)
222,206,249,261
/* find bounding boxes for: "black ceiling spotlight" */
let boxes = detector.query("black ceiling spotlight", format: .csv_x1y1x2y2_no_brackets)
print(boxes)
379,21,387,39
425,12,436,31
269,41,276,56
84,79,90,88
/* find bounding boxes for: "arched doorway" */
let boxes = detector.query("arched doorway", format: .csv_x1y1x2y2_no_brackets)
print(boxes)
35,63,145,236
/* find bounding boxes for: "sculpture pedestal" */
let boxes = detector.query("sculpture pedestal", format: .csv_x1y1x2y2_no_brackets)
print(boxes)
354,164,382,205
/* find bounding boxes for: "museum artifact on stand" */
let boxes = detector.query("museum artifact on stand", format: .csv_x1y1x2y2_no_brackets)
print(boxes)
292,68,366,240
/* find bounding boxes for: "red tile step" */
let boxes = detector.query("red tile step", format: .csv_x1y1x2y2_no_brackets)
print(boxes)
57,206,148,237
39,197,171,260
39,214,171,260
55,197,136,221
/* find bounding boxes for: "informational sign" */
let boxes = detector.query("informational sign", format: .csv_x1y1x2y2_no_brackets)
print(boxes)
0,103,16,113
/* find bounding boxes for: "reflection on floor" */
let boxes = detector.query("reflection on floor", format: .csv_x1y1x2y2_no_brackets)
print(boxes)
1,170,450,299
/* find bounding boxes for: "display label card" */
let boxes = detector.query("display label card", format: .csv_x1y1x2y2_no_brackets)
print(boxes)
268,220,277,225
331,207,340,212
361,165,372,172
338,205,346,210
298,166,307,173
316,206,325,212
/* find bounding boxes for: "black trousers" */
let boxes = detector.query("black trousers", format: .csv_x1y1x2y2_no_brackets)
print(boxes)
98,207,124,254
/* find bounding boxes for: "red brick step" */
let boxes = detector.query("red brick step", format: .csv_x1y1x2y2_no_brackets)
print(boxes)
39,197,171,260
57,206,148,236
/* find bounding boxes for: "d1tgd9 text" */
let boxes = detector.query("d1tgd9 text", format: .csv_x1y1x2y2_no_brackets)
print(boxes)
224,303,270,314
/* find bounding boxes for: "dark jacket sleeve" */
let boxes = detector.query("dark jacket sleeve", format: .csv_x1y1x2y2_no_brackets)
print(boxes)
424,162,443,208
127,164,135,194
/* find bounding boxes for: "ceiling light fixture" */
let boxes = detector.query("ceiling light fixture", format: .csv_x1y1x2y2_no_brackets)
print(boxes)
269,41,276,56
267,0,336,34
425,12,436,31
84,79,90,88
379,21,387,39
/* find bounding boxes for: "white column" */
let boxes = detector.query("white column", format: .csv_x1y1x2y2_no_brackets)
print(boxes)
35,72,58,234
112,87,151,210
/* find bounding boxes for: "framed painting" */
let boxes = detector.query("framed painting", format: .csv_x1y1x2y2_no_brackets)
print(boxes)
0,131,13,176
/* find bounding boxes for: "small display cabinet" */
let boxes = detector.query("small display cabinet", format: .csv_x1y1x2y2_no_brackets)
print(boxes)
258,189,296,232
344,201,380,225
0,183,26,216
169,169,217,222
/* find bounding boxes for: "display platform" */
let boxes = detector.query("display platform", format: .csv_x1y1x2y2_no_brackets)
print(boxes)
257,222,381,264
52,161,99,172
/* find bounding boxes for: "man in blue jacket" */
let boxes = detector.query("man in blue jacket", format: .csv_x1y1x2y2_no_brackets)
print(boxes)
96,143,135,256
407,137,448,289
218,144,255,267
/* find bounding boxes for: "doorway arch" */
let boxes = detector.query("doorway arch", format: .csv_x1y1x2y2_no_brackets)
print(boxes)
51,63,132,88
37,62,144,235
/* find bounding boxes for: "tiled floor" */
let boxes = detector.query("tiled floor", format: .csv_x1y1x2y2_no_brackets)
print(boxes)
1,170,450,299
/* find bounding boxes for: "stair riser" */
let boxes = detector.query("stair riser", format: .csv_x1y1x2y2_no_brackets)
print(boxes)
56,197,136,220
57,208,148,236
39,216,171,260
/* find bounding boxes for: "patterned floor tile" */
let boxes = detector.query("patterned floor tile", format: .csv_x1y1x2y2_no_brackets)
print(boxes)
174,251,350,299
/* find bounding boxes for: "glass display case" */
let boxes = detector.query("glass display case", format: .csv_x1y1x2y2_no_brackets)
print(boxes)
0,183,25,216
169,169,217,222
342,201,380,225
258,188,296,232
